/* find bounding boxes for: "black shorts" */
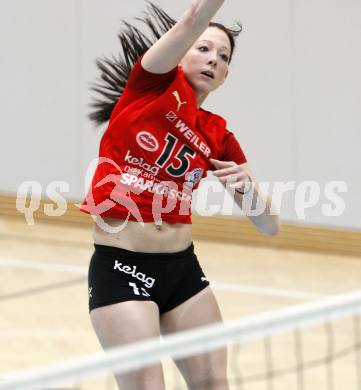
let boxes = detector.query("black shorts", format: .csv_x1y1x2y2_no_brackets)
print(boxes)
88,242,210,314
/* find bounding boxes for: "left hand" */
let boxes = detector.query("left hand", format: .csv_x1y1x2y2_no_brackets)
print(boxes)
210,158,252,194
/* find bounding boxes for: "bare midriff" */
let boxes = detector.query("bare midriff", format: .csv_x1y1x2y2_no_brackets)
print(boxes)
92,217,193,253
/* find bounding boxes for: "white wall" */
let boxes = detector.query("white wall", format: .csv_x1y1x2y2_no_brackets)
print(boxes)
1,0,360,229
1,1,81,195
291,0,361,228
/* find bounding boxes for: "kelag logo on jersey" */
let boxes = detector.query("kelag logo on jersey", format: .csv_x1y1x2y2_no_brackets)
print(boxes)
136,131,159,152
124,150,160,175
184,168,203,188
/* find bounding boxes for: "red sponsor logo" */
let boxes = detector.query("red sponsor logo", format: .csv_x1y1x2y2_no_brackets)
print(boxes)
136,131,159,152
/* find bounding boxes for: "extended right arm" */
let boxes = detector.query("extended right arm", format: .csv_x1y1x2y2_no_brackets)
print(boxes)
141,0,225,74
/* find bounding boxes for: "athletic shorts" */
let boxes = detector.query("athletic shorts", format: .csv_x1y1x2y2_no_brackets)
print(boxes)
88,242,210,314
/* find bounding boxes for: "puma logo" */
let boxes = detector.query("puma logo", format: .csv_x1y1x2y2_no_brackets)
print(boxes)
172,91,187,112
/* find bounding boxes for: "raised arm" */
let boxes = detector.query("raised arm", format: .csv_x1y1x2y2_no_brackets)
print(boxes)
142,0,225,74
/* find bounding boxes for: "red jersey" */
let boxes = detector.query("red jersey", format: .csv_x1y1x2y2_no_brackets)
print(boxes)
80,56,247,224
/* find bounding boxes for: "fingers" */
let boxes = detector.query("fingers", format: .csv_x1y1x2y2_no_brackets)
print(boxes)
217,172,247,184
210,159,252,191
213,165,239,177
209,158,236,169
210,159,238,178
210,159,244,179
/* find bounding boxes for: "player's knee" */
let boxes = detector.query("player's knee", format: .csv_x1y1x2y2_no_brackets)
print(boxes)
115,365,165,390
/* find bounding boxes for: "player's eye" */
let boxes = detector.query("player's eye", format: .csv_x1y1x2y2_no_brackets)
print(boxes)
198,46,209,52
220,54,229,62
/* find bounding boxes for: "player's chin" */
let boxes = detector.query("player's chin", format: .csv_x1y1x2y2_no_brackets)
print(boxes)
194,79,217,93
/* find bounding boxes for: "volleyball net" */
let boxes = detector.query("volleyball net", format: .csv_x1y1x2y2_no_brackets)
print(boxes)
1,290,361,390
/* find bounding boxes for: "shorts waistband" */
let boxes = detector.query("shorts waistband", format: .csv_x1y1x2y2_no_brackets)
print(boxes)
93,242,195,262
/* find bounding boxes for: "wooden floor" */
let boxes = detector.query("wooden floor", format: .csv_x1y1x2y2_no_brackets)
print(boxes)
1,216,361,389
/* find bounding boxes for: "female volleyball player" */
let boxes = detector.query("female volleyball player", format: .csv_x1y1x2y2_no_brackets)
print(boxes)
81,1,279,389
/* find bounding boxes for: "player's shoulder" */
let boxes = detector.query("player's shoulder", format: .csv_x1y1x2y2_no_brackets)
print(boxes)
199,107,227,128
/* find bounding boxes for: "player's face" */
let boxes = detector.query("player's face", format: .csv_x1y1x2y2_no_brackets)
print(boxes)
180,27,231,95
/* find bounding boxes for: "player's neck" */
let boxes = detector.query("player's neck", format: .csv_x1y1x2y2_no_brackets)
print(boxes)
196,91,208,108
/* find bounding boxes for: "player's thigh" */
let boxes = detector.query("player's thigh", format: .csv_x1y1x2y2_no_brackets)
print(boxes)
91,301,165,390
90,300,160,346
160,287,228,390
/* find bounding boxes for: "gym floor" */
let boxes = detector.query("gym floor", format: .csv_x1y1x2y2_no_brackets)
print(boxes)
1,216,360,389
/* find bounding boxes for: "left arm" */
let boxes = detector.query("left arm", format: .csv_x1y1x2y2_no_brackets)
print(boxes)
210,159,280,236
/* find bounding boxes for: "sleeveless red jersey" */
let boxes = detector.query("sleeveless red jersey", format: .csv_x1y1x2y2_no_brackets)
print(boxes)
80,56,247,224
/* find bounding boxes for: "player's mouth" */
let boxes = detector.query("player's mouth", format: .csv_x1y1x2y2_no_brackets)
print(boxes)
200,70,215,80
